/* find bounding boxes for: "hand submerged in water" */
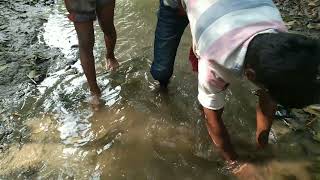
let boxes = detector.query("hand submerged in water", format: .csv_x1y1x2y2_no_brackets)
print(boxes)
227,161,264,180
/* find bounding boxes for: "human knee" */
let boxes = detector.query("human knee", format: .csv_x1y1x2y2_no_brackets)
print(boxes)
102,25,116,37
78,37,94,51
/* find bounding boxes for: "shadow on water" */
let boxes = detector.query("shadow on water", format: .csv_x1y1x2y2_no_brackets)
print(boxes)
0,0,320,179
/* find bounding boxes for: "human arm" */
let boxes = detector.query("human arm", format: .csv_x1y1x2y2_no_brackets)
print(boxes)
255,89,277,149
197,59,237,161
203,107,237,161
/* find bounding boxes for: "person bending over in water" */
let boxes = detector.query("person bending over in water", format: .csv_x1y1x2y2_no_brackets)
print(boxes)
64,0,119,105
151,0,320,176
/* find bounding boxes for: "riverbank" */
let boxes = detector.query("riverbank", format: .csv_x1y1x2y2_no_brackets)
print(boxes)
0,0,61,151
275,0,320,38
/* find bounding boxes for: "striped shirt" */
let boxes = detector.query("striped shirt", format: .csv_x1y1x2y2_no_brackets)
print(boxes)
162,0,287,109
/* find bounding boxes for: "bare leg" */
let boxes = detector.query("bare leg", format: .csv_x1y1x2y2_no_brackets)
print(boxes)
255,91,277,149
74,21,101,104
203,107,238,161
96,1,119,71
204,107,264,178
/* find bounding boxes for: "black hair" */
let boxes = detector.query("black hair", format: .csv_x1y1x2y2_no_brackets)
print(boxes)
245,32,320,108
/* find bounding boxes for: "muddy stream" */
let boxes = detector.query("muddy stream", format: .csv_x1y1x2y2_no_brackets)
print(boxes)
0,0,320,179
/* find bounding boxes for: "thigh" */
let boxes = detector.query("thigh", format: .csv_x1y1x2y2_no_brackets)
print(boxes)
74,21,95,49
96,0,116,27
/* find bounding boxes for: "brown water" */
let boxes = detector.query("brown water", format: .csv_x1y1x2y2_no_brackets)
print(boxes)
0,0,319,179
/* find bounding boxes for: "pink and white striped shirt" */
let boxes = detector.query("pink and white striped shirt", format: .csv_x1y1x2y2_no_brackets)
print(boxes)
165,0,287,109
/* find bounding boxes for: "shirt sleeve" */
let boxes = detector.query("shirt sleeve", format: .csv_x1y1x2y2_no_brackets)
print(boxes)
198,58,228,110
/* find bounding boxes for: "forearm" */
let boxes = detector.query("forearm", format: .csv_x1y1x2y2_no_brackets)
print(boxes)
255,91,277,148
203,107,237,162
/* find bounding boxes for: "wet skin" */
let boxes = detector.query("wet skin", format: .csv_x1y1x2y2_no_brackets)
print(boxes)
202,67,277,178
174,2,279,176
203,90,276,160
73,0,119,104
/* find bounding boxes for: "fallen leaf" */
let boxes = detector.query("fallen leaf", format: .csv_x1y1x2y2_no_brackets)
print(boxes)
313,132,320,142
12,112,21,117
308,0,320,7
307,23,320,30
27,70,36,79
304,106,320,117
286,20,298,26
0,64,8,72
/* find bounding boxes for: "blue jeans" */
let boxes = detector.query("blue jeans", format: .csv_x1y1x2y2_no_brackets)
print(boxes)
150,0,189,86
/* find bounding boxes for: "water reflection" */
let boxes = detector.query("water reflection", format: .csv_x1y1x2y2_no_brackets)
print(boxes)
1,0,319,179
42,2,77,58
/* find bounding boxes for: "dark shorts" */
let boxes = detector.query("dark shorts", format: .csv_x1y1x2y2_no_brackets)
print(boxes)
64,0,114,22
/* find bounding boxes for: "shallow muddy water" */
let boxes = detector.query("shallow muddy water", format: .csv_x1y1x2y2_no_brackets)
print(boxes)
0,0,320,179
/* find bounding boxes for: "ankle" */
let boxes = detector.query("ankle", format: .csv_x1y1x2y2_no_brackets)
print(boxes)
106,54,115,60
159,80,169,88
90,86,101,96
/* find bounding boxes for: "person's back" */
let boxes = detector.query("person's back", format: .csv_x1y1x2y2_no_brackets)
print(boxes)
182,0,286,73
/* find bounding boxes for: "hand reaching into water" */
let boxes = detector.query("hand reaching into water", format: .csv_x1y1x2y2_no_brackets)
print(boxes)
227,161,264,180
235,163,264,180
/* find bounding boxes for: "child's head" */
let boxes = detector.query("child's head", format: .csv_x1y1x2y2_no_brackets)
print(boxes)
245,32,320,108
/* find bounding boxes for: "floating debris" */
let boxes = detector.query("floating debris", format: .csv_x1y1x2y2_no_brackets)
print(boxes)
304,105,320,117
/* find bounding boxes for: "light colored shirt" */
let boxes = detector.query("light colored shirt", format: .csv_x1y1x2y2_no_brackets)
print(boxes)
163,0,287,109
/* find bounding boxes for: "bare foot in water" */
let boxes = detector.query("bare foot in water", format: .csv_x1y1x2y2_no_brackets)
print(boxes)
88,90,102,111
106,58,119,71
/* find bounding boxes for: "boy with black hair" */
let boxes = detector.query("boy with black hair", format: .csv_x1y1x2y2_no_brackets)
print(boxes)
151,0,320,175
64,0,119,105
245,32,320,108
